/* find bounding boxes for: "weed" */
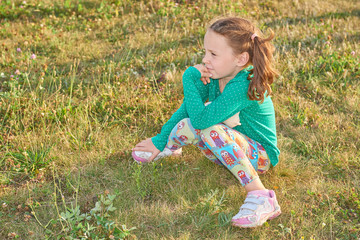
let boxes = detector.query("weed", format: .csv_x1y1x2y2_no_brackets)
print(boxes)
55,193,135,239
131,162,162,200
131,163,150,199
26,168,135,239
1,145,53,184
196,189,226,216
189,189,228,230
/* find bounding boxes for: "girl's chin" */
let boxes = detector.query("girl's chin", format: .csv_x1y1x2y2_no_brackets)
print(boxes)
210,74,219,80
208,71,217,79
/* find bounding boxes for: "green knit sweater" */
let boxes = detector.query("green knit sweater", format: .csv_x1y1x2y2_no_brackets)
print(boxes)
151,66,280,166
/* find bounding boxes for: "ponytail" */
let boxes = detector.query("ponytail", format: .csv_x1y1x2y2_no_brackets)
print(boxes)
247,29,278,103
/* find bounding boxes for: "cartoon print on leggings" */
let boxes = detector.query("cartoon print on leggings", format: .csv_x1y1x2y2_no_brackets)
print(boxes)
237,170,251,185
232,144,246,160
197,140,217,160
173,138,182,146
256,142,270,173
247,143,258,160
176,120,185,135
166,118,271,186
258,156,269,173
178,135,188,144
210,130,226,147
220,149,237,167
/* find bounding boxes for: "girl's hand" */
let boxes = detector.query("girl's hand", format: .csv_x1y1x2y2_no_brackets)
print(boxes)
193,64,212,85
132,138,161,162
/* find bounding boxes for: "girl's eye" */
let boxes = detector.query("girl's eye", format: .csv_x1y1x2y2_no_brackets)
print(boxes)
211,53,216,56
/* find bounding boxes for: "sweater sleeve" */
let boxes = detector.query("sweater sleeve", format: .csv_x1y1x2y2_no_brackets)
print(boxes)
151,67,209,151
151,102,188,152
151,68,209,152
183,67,253,130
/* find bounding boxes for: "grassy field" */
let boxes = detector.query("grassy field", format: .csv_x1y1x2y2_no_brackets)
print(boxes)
0,0,359,239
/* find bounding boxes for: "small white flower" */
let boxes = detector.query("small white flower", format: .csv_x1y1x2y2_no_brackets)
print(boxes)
0,73,5,78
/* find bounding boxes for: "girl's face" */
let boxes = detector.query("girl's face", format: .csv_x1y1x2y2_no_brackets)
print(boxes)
202,30,246,82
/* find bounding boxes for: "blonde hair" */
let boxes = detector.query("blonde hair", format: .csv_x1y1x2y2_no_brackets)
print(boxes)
209,17,278,103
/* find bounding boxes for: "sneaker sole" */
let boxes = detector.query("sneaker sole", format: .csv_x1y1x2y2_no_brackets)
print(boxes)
231,207,281,228
132,149,183,164
132,151,151,163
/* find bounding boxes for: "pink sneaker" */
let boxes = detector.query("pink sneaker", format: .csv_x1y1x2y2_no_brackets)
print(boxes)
231,190,281,228
132,148,182,163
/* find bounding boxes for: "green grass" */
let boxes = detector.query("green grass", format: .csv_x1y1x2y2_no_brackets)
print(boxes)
0,0,359,239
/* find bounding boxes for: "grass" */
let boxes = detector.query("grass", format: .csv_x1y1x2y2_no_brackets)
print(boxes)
0,0,359,239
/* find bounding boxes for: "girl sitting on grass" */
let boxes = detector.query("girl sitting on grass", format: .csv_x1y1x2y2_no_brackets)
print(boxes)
132,17,281,228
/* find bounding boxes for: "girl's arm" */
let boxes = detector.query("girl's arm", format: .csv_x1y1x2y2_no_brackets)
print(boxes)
148,67,210,152
183,67,253,130
151,67,210,151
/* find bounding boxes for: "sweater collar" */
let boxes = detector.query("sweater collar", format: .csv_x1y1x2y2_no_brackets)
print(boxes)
230,65,253,82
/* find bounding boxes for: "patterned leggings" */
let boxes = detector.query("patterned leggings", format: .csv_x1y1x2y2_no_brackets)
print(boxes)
166,118,271,186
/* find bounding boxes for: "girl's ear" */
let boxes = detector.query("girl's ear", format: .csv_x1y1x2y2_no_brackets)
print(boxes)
236,52,249,67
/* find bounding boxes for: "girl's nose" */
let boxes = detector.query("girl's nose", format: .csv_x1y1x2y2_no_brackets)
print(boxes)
202,56,209,65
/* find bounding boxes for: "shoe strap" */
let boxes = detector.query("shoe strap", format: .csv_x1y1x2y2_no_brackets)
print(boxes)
240,196,266,212
244,196,265,205
240,203,258,212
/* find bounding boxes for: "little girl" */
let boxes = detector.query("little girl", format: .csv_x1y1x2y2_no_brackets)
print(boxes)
132,17,281,228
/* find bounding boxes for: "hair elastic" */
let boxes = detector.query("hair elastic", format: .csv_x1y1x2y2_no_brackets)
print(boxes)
251,33,257,41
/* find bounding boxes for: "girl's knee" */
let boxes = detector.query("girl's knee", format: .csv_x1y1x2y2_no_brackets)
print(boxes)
171,118,191,135
175,118,195,132
169,118,201,145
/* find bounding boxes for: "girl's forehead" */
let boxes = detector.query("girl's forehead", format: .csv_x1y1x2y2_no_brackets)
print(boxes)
204,30,224,42
204,30,231,50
